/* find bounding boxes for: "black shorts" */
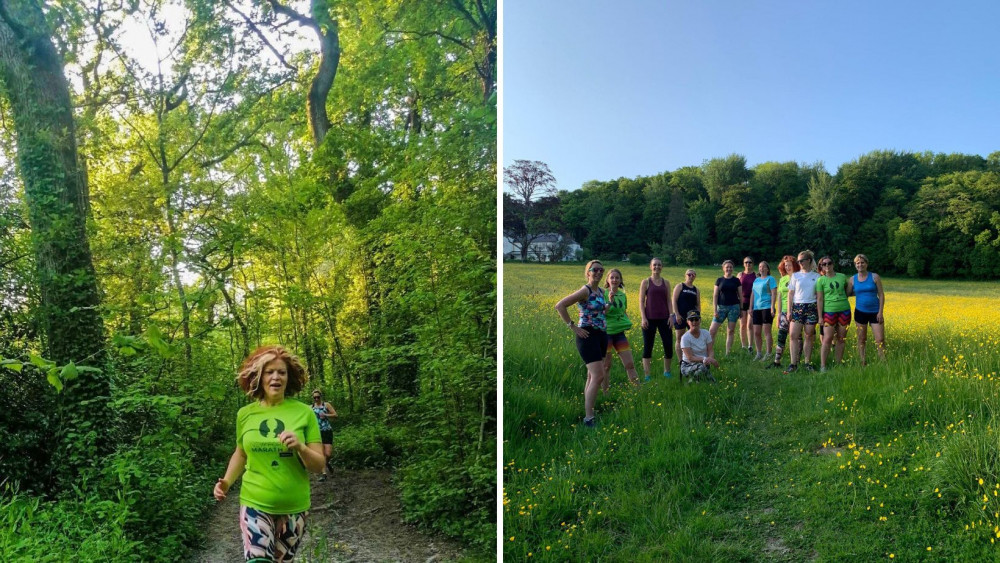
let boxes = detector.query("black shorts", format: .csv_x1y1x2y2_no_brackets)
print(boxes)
741,301,750,312
673,316,691,330
321,429,333,445
575,326,608,364
751,309,774,325
854,310,881,325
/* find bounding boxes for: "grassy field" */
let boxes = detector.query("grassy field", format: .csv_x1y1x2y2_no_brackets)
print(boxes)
503,262,1000,561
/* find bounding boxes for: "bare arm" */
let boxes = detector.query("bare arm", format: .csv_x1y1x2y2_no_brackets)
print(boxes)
555,287,590,338
325,402,338,418
279,431,326,473
769,284,777,316
816,284,825,319
712,285,719,313
672,283,682,321
214,447,247,501
874,274,886,321
639,279,649,328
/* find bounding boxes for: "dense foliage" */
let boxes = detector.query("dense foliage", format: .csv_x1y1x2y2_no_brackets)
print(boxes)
528,151,1000,277
0,0,495,559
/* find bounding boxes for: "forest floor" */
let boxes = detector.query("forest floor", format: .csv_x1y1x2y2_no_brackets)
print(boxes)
193,468,468,562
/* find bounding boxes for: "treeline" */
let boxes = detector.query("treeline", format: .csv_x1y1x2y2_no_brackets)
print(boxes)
554,151,1000,277
0,0,494,559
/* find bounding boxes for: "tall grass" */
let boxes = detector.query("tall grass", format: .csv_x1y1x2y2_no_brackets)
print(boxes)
504,262,1000,560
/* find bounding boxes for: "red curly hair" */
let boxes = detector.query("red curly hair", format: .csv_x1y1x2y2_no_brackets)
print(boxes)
237,345,309,399
777,255,801,277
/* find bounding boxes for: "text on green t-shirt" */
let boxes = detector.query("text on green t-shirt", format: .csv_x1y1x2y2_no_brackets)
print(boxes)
237,399,321,514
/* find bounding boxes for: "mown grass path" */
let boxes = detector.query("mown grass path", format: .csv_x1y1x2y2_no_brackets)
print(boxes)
504,263,1000,561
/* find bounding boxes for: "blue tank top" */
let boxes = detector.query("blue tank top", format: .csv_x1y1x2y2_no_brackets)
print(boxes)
312,405,332,432
853,273,879,313
576,286,606,330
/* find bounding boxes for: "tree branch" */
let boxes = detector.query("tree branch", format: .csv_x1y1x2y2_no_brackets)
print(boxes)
223,0,297,73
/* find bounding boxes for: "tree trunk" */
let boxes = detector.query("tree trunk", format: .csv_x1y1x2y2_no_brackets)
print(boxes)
0,0,109,479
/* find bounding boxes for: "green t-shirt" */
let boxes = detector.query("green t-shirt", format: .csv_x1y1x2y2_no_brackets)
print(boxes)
777,275,791,312
605,291,632,335
237,399,321,514
815,272,849,312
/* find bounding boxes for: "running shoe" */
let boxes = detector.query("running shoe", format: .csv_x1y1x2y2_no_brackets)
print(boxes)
765,362,781,370
804,364,816,372
783,364,798,375
820,367,828,373
583,417,596,428
663,371,672,378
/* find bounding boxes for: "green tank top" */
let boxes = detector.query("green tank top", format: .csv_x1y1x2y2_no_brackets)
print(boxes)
237,400,321,514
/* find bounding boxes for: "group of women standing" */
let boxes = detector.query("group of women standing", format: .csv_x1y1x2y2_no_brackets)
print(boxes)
556,252,886,425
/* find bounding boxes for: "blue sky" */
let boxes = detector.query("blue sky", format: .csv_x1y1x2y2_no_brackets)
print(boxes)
501,1,1000,192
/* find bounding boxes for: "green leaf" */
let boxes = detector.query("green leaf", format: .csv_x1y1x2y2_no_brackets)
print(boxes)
119,346,137,357
46,368,63,392
61,362,79,381
2,361,23,373
29,352,53,369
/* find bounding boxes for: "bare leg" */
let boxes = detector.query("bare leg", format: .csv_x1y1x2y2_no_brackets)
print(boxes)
834,324,847,364
584,361,602,419
739,310,750,349
675,327,687,365
641,357,651,378
753,324,763,356
763,323,774,356
619,350,641,386
601,352,613,392
872,323,887,360
789,321,802,365
820,323,834,369
856,324,868,366
726,322,736,355
803,324,816,365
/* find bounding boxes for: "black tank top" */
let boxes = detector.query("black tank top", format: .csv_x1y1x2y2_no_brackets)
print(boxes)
676,283,699,315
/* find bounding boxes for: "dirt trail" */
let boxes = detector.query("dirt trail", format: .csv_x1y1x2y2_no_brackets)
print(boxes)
193,468,467,562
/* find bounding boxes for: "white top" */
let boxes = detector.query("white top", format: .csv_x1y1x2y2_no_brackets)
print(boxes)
681,329,712,362
787,271,821,304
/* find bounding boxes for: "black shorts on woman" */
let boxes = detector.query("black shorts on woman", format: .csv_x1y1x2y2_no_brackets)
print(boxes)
576,326,608,364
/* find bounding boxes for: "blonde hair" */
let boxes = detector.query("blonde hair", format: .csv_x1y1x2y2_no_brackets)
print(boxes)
854,254,869,264
584,259,603,277
604,268,625,289
237,346,309,399
797,250,816,271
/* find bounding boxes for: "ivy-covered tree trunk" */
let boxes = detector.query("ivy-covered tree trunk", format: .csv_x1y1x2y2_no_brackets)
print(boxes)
0,0,109,477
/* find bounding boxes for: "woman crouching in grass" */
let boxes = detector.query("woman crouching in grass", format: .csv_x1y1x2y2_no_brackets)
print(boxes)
214,346,326,562
680,311,719,383
602,268,641,389
555,260,608,428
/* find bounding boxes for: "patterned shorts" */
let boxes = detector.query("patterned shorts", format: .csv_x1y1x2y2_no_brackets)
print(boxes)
823,310,851,327
606,331,630,352
680,360,716,383
240,505,308,562
713,304,740,324
791,303,818,325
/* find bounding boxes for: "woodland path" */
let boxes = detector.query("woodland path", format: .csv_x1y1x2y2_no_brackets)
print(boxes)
193,468,467,562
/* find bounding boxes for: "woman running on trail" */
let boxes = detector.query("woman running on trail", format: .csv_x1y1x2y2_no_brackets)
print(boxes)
815,256,851,372
749,261,778,361
846,254,887,365
766,255,801,369
737,257,757,354
672,269,701,374
602,268,641,388
311,389,338,481
555,260,609,427
214,346,326,563
785,251,821,374
639,257,674,380
710,260,743,356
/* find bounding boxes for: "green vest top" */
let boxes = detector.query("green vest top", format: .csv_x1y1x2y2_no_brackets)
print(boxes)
815,272,849,312
237,399,321,514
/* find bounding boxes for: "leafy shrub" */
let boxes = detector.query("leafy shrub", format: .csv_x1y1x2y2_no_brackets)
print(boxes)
0,490,141,561
331,423,406,469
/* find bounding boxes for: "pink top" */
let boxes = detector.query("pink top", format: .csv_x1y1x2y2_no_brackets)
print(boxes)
738,272,756,304
644,277,670,320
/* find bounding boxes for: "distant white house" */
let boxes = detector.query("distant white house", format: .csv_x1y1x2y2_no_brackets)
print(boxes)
503,233,581,262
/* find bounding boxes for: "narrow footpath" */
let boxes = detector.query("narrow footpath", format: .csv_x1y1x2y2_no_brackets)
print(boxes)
193,468,466,562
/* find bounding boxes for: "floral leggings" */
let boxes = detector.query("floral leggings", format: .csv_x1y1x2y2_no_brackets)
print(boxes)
240,505,308,562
